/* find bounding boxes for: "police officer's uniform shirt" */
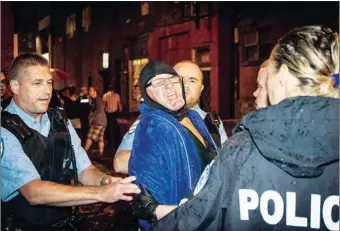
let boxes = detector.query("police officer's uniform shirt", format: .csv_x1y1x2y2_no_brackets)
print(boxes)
116,104,228,153
1,99,92,202
192,104,228,145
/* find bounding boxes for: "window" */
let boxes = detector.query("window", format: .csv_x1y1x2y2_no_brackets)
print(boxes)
42,53,49,63
244,31,259,62
258,27,272,61
102,53,109,69
193,46,211,67
66,14,76,38
183,2,208,17
82,6,91,32
27,33,33,49
141,2,149,16
183,2,195,17
129,58,148,112
243,28,272,64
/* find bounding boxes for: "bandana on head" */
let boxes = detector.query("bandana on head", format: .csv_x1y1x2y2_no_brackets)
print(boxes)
139,60,188,121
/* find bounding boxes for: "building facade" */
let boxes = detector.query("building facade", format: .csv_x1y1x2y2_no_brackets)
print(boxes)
1,2,15,73
6,1,339,119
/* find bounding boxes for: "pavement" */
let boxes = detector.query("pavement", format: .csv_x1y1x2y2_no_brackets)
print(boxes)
76,150,139,231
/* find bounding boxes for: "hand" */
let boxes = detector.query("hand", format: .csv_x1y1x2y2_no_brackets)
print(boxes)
131,185,159,223
99,176,140,203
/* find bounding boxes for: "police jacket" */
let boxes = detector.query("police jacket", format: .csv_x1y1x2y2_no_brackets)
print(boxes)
150,96,339,231
1,107,74,229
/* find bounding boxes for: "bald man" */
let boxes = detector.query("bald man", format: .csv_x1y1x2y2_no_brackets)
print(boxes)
113,61,227,174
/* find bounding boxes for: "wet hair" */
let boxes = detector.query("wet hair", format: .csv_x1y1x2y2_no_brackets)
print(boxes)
9,53,49,81
270,25,339,98
260,60,269,68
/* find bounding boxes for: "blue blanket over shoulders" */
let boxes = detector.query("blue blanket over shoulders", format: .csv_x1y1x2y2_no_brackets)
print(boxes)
129,103,217,230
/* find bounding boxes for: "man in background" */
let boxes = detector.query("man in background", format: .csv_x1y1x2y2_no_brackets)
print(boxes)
1,71,11,110
103,85,122,152
79,86,90,145
84,86,107,158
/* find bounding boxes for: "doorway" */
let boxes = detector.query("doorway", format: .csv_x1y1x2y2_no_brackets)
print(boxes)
200,67,211,112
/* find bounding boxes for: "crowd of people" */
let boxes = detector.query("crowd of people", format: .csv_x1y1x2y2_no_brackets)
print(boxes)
1,24,339,231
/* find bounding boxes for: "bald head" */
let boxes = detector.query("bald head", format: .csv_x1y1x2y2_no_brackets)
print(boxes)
174,61,204,108
174,61,203,83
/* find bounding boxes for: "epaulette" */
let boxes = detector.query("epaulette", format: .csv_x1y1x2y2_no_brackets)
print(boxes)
1,111,33,143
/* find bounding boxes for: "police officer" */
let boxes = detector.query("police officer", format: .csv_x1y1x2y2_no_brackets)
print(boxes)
1,53,140,230
132,25,339,231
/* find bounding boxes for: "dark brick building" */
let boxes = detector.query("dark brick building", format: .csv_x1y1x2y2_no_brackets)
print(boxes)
234,2,339,117
6,1,339,119
1,2,15,73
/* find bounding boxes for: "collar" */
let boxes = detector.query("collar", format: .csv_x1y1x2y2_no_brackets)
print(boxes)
5,98,50,131
192,104,207,118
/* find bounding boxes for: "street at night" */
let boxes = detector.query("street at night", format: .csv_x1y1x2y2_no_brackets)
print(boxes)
1,1,339,231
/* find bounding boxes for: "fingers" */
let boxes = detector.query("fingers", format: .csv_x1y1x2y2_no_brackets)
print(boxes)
109,176,122,183
100,176,141,203
120,175,137,184
119,195,134,201
119,183,141,194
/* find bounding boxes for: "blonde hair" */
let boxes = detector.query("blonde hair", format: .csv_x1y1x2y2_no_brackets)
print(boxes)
270,25,339,98
260,60,269,68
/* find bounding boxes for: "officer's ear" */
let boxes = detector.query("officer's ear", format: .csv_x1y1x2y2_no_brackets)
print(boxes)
200,84,204,93
9,80,19,94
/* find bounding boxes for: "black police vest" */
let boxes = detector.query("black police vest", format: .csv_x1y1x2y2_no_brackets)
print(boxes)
204,111,222,148
1,108,73,228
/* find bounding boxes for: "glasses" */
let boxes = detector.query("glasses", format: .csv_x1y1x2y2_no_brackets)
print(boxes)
146,75,182,88
1,80,8,84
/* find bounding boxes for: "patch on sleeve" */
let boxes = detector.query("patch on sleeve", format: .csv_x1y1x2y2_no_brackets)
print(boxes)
193,159,215,196
128,119,141,134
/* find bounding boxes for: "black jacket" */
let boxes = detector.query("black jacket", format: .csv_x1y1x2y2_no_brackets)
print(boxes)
150,96,339,231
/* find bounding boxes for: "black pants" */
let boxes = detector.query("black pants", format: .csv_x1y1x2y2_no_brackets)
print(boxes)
79,117,89,146
105,112,121,150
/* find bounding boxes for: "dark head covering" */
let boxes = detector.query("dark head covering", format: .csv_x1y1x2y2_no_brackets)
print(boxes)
139,60,188,121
